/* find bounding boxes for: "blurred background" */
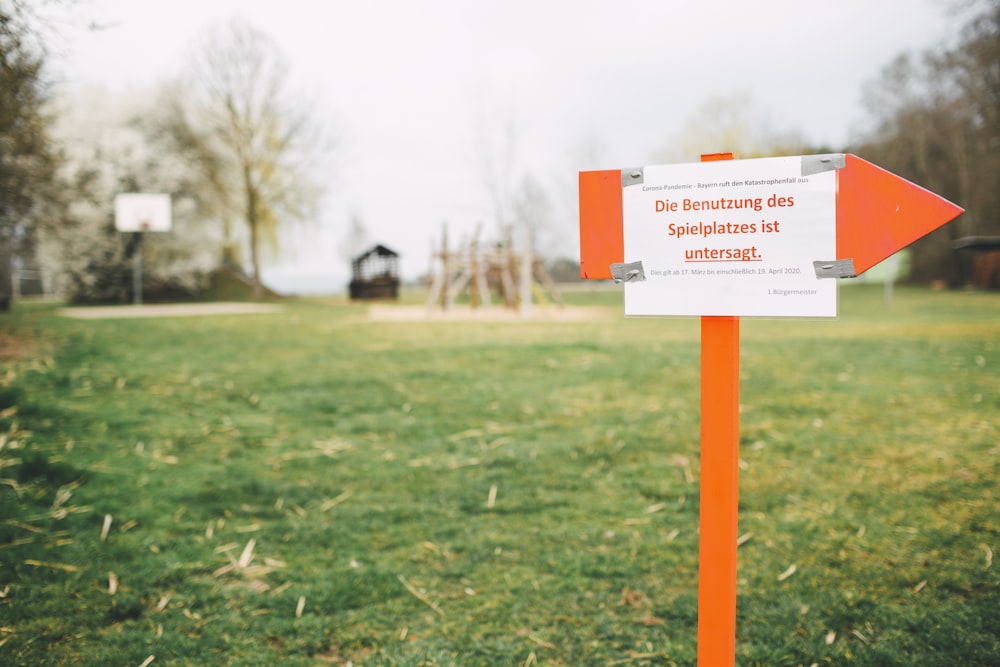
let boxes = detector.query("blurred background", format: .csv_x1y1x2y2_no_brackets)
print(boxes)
2,0,998,305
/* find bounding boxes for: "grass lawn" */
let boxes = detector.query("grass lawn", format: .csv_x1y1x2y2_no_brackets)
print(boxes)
0,285,997,666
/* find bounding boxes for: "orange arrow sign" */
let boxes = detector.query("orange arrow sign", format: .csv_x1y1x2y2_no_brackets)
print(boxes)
579,169,624,280
836,154,965,275
578,154,964,281
579,152,963,667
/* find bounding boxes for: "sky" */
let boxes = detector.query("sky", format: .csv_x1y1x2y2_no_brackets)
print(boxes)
51,0,965,293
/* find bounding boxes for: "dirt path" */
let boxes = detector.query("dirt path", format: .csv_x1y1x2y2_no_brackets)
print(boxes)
366,304,615,321
59,302,286,319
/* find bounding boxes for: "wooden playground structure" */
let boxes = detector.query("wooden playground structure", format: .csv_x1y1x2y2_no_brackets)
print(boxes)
425,224,563,315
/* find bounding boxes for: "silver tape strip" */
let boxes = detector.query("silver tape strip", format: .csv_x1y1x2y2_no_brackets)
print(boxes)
813,259,857,279
801,153,846,176
622,168,644,187
610,261,646,283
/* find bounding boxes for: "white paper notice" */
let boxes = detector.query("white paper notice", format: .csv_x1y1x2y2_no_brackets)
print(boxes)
622,156,837,317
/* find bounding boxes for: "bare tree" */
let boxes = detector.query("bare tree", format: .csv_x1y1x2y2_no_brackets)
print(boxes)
856,0,1000,285
511,174,553,254
338,210,370,264
183,20,324,298
653,93,811,163
470,97,522,238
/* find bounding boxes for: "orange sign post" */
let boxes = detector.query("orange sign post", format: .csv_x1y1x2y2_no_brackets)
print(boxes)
694,151,740,666
578,152,963,666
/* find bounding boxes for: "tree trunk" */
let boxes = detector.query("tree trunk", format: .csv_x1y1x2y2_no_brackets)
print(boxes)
0,231,12,312
244,165,263,300
250,229,262,300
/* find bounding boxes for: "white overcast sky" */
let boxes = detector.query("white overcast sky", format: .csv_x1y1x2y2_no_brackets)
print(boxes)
52,0,964,290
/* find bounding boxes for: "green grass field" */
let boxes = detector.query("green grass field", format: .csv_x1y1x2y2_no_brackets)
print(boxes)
0,285,997,666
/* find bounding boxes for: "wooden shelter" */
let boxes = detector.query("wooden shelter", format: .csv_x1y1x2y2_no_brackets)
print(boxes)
954,236,1000,288
349,244,400,300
